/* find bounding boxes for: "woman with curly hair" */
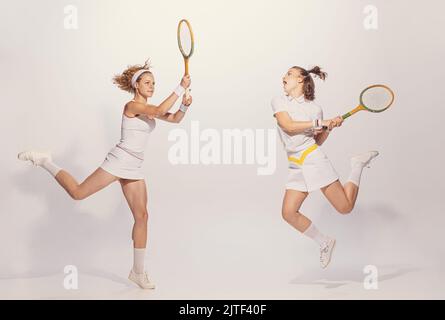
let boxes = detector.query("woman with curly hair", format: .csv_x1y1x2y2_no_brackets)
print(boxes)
17,60,192,289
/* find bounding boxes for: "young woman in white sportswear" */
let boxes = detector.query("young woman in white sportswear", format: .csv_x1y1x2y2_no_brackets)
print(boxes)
272,66,379,268
17,60,192,289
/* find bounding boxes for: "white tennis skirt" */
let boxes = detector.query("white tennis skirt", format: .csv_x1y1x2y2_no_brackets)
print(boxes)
286,145,339,192
100,145,145,180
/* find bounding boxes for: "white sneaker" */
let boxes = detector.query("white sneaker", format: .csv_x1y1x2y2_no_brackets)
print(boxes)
351,151,379,168
320,238,336,269
128,269,155,289
17,150,51,166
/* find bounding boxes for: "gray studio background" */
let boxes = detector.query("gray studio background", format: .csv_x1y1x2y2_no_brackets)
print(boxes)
1,0,444,299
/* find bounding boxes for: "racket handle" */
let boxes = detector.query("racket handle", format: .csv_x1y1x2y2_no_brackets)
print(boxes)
183,58,190,99
342,112,352,119
184,58,189,76
343,105,365,119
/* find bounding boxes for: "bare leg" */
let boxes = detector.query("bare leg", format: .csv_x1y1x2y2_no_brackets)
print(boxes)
344,181,359,206
119,178,156,287
322,149,379,213
281,189,311,232
55,168,119,200
321,180,358,214
119,179,149,248
281,188,335,268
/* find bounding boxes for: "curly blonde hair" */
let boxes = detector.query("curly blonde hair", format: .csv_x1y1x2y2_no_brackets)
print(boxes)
113,59,152,93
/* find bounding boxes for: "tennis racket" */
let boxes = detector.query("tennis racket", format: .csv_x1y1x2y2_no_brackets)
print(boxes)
323,84,395,129
177,19,194,100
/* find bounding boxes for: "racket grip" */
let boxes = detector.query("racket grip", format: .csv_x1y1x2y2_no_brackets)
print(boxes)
184,58,189,76
185,88,190,99
342,112,352,119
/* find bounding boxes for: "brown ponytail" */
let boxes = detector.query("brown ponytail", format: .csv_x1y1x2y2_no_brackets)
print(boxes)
113,59,152,93
292,66,327,101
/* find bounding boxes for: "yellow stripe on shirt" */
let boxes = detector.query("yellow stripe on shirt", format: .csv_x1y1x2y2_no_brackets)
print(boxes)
288,144,318,166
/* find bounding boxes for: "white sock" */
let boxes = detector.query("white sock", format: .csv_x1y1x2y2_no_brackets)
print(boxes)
303,223,329,246
41,158,62,177
347,163,364,187
133,248,146,274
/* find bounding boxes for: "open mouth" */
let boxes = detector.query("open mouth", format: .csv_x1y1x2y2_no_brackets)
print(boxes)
283,81,287,85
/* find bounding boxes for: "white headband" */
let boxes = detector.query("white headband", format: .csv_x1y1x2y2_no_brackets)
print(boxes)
131,69,150,89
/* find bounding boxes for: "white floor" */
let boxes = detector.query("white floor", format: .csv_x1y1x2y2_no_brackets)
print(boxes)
2,261,444,299
3,160,445,300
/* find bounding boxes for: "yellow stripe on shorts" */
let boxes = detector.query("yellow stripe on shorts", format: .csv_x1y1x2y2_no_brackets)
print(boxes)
288,144,318,166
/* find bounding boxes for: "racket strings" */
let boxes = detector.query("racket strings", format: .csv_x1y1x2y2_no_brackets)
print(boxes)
361,86,394,111
178,21,193,57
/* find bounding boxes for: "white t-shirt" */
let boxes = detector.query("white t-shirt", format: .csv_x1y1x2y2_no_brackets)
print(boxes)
271,94,323,154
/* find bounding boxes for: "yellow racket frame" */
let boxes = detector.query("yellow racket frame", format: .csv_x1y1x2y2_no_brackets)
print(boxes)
343,84,395,119
177,19,194,76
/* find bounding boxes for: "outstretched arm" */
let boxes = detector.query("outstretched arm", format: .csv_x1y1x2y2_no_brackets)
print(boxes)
157,94,193,123
156,75,191,115
274,112,313,135
275,112,336,136
127,75,191,118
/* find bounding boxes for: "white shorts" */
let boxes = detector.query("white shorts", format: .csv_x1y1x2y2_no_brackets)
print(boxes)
286,145,339,192
100,145,145,180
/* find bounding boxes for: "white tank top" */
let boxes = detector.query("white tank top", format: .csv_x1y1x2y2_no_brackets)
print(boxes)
116,111,156,160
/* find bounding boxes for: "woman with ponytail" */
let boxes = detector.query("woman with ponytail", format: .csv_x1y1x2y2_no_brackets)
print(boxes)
271,66,379,268
17,59,192,289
